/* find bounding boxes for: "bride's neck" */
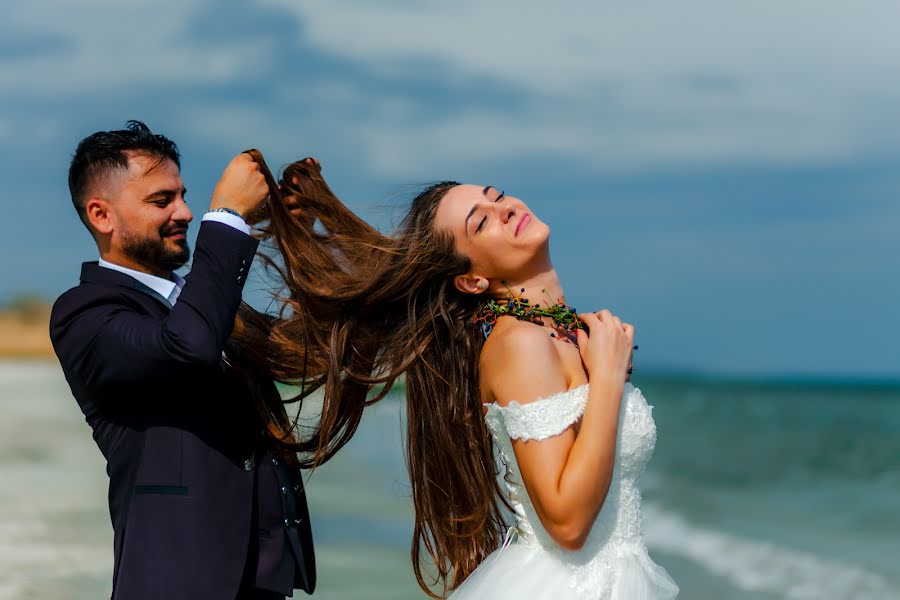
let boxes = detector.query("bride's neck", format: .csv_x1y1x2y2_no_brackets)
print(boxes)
494,268,566,307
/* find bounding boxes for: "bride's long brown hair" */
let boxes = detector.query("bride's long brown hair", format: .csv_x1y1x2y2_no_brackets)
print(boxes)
235,152,509,597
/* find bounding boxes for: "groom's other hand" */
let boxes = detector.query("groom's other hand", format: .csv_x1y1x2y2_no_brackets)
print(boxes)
278,157,321,226
210,153,269,219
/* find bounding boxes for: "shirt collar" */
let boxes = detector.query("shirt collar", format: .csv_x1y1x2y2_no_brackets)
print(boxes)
98,258,185,305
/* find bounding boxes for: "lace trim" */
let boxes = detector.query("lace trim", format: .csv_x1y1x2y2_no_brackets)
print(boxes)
484,384,589,441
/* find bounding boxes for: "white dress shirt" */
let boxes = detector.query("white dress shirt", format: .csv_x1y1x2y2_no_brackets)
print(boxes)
97,212,250,306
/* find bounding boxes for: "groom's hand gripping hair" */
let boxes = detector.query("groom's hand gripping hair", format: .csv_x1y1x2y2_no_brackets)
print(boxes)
209,153,270,219
277,156,322,226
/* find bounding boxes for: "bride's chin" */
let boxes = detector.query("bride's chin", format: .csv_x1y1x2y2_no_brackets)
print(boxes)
531,221,551,241
529,227,552,252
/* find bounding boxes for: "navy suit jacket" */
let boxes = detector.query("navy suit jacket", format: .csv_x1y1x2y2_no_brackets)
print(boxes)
50,221,315,599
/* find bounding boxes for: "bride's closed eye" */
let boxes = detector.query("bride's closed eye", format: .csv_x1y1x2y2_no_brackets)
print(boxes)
475,191,506,233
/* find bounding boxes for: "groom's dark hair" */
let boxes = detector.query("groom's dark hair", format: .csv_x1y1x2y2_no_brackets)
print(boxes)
68,120,181,229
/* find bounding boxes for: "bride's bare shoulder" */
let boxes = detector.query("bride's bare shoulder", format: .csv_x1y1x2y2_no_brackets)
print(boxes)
479,318,566,406
482,317,555,354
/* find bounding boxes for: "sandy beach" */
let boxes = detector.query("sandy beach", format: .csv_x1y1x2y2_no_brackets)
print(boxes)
0,303,54,359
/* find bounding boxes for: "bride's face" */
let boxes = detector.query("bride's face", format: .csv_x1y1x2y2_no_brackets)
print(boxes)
434,184,550,287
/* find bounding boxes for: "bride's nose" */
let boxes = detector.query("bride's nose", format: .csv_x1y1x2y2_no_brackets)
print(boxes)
500,206,515,224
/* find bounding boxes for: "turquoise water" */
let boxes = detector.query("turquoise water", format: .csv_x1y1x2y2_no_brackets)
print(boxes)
637,378,900,599
1,362,898,598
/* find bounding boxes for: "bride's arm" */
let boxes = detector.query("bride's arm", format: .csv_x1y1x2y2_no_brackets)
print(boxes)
483,311,633,551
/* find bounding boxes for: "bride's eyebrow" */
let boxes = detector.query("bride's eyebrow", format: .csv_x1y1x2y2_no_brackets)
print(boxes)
482,185,494,196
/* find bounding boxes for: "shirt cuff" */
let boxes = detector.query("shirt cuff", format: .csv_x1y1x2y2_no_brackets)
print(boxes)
202,211,251,235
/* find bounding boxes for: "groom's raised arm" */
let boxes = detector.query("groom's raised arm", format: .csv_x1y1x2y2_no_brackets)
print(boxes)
51,154,269,389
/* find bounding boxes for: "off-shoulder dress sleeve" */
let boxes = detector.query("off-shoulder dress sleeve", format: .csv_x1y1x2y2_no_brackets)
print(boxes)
484,385,589,442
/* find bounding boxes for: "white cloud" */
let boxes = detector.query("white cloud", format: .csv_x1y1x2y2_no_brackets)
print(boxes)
259,0,900,176
0,1,270,94
264,1,900,94
5,0,900,178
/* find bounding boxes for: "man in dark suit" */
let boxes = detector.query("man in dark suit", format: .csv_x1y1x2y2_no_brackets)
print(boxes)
50,121,315,599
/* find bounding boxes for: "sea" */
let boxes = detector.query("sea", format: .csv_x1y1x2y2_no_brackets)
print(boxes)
0,360,898,599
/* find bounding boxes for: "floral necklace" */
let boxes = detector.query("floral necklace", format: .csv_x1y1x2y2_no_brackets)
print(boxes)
472,282,584,341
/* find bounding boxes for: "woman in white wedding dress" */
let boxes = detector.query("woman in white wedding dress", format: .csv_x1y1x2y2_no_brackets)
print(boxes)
435,184,678,600
245,158,678,599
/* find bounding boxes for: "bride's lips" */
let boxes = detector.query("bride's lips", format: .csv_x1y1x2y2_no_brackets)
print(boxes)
515,213,531,236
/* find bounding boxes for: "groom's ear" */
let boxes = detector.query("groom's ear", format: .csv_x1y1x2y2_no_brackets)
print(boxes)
85,197,113,237
453,273,489,295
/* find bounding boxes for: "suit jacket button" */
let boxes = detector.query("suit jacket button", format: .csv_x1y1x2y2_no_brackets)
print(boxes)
244,458,254,471
281,485,288,495
283,518,291,527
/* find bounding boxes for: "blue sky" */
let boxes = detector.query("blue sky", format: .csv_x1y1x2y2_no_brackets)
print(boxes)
1,0,897,377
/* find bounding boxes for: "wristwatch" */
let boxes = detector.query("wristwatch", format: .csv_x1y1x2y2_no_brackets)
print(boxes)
208,207,244,219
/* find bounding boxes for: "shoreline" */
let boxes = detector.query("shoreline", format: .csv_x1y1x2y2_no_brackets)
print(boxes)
0,303,896,388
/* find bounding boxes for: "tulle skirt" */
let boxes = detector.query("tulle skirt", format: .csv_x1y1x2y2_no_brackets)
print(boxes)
450,541,679,600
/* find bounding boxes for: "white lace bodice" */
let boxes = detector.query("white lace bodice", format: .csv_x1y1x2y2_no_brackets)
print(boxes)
484,383,664,598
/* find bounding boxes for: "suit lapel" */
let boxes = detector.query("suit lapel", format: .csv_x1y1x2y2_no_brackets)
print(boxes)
80,261,174,312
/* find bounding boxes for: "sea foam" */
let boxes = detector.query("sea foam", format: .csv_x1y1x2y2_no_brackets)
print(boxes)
643,503,900,600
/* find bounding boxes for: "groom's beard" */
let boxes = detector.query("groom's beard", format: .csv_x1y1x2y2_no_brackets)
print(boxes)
122,225,191,273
